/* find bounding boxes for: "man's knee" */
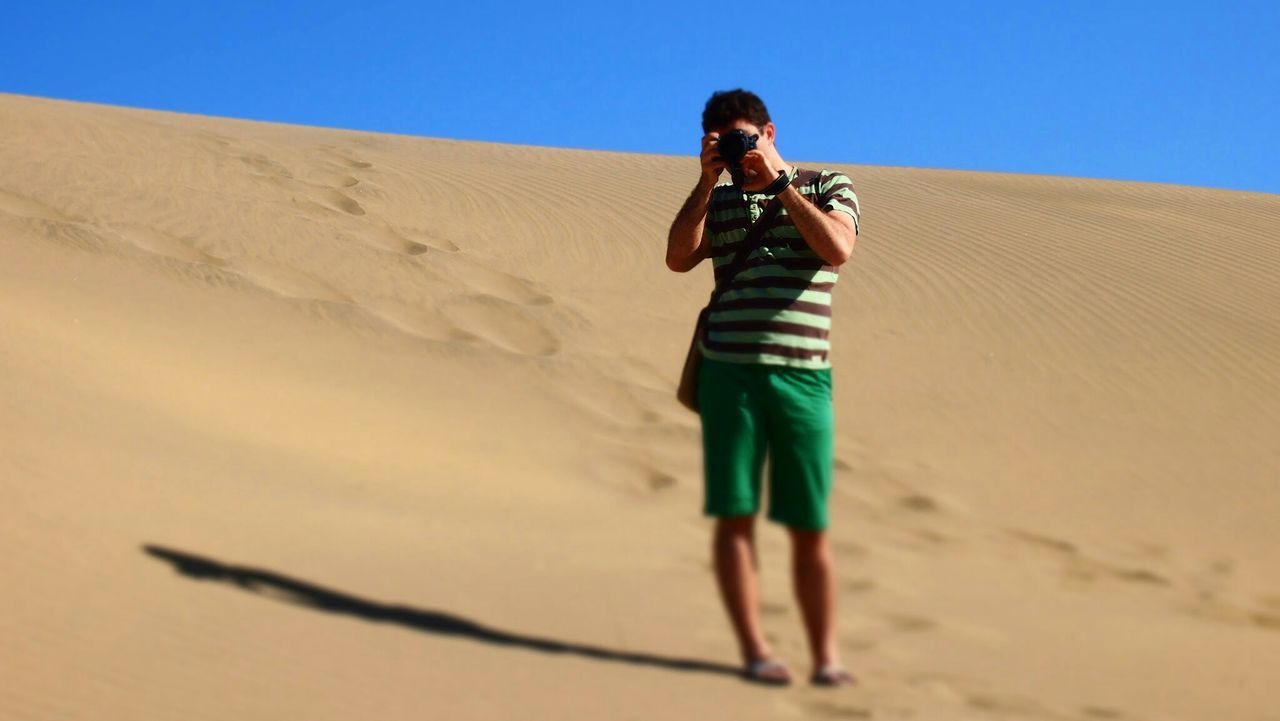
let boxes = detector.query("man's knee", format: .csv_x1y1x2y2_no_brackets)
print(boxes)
714,513,757,538
787,526,829,555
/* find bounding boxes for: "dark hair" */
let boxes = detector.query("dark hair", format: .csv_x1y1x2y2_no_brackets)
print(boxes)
701,89,772,134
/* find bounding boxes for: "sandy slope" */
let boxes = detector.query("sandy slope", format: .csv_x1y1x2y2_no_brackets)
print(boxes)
2,90,1278,721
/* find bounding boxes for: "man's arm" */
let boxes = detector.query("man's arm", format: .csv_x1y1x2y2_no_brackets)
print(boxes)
777,182,857,267
666,177,717,272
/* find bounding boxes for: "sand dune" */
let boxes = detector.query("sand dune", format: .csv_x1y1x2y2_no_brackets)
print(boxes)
2,90,1278,721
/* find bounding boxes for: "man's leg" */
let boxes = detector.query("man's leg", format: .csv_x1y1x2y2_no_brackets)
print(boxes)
712,514,774,664
698,357,779,676
760,365,849,679
787,526,841,670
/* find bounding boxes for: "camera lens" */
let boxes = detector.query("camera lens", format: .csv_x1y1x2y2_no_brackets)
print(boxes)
717,130,759,171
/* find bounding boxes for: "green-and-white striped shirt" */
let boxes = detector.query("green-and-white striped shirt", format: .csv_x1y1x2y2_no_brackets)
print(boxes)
697,166,861,369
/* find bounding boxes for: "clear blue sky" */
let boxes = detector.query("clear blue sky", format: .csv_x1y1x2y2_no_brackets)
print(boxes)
3,1,1277,194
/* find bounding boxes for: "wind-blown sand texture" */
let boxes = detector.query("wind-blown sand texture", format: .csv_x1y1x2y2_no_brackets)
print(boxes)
2,90,1278,721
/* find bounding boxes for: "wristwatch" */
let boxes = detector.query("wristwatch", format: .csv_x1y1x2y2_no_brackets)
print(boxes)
762,168,792,195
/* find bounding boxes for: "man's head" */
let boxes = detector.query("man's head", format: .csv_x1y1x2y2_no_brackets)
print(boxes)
702,89,785,187
701,88,771,135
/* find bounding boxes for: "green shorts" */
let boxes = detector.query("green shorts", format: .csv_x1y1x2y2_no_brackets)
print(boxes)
697,355,835,530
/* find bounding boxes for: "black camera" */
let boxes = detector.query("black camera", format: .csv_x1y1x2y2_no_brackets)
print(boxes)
715,129,759,171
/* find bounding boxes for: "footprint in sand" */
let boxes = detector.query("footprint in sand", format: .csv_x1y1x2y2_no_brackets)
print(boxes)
303,169,361,188
909,675,1104,719
898,493,942,513
359,299,479,344
320,188,365,216
884,613,938,633
1258,594,1280,611
1005,528,1174,589
238,153,294,179
325,155,372,169
313,145,375,170
247,172,367,217
586,453,684,496
646,469,677,492
386,243,554,301
344,179,390,203
444,257,555,306
195,131,284,174
212,145,360,216
1179,593,1280,632
1006,529,1078,555
437,294,559,357
356,221,458,255
398,227,461,253
218,257,352,303
1008,535,1278,632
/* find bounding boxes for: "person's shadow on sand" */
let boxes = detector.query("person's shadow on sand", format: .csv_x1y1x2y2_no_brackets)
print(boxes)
143,544,738,679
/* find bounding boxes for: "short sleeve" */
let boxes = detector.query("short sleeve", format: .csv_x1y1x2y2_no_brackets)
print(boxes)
703,183,732,245
817,170,861,233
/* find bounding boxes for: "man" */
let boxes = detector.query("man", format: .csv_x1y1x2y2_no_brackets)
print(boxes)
665,89,861,687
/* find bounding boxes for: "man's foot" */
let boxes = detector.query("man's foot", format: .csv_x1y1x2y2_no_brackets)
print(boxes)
742,657,793,686
811,664,857,687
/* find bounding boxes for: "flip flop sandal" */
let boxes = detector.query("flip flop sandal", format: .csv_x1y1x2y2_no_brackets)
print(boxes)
743,657,793,686
811,665,857,687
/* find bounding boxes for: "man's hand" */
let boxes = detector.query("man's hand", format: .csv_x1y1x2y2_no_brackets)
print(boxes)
738,149,781,193
700,132,728,185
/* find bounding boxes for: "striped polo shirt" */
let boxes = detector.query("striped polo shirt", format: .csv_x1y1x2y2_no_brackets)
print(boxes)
697,166,862,370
